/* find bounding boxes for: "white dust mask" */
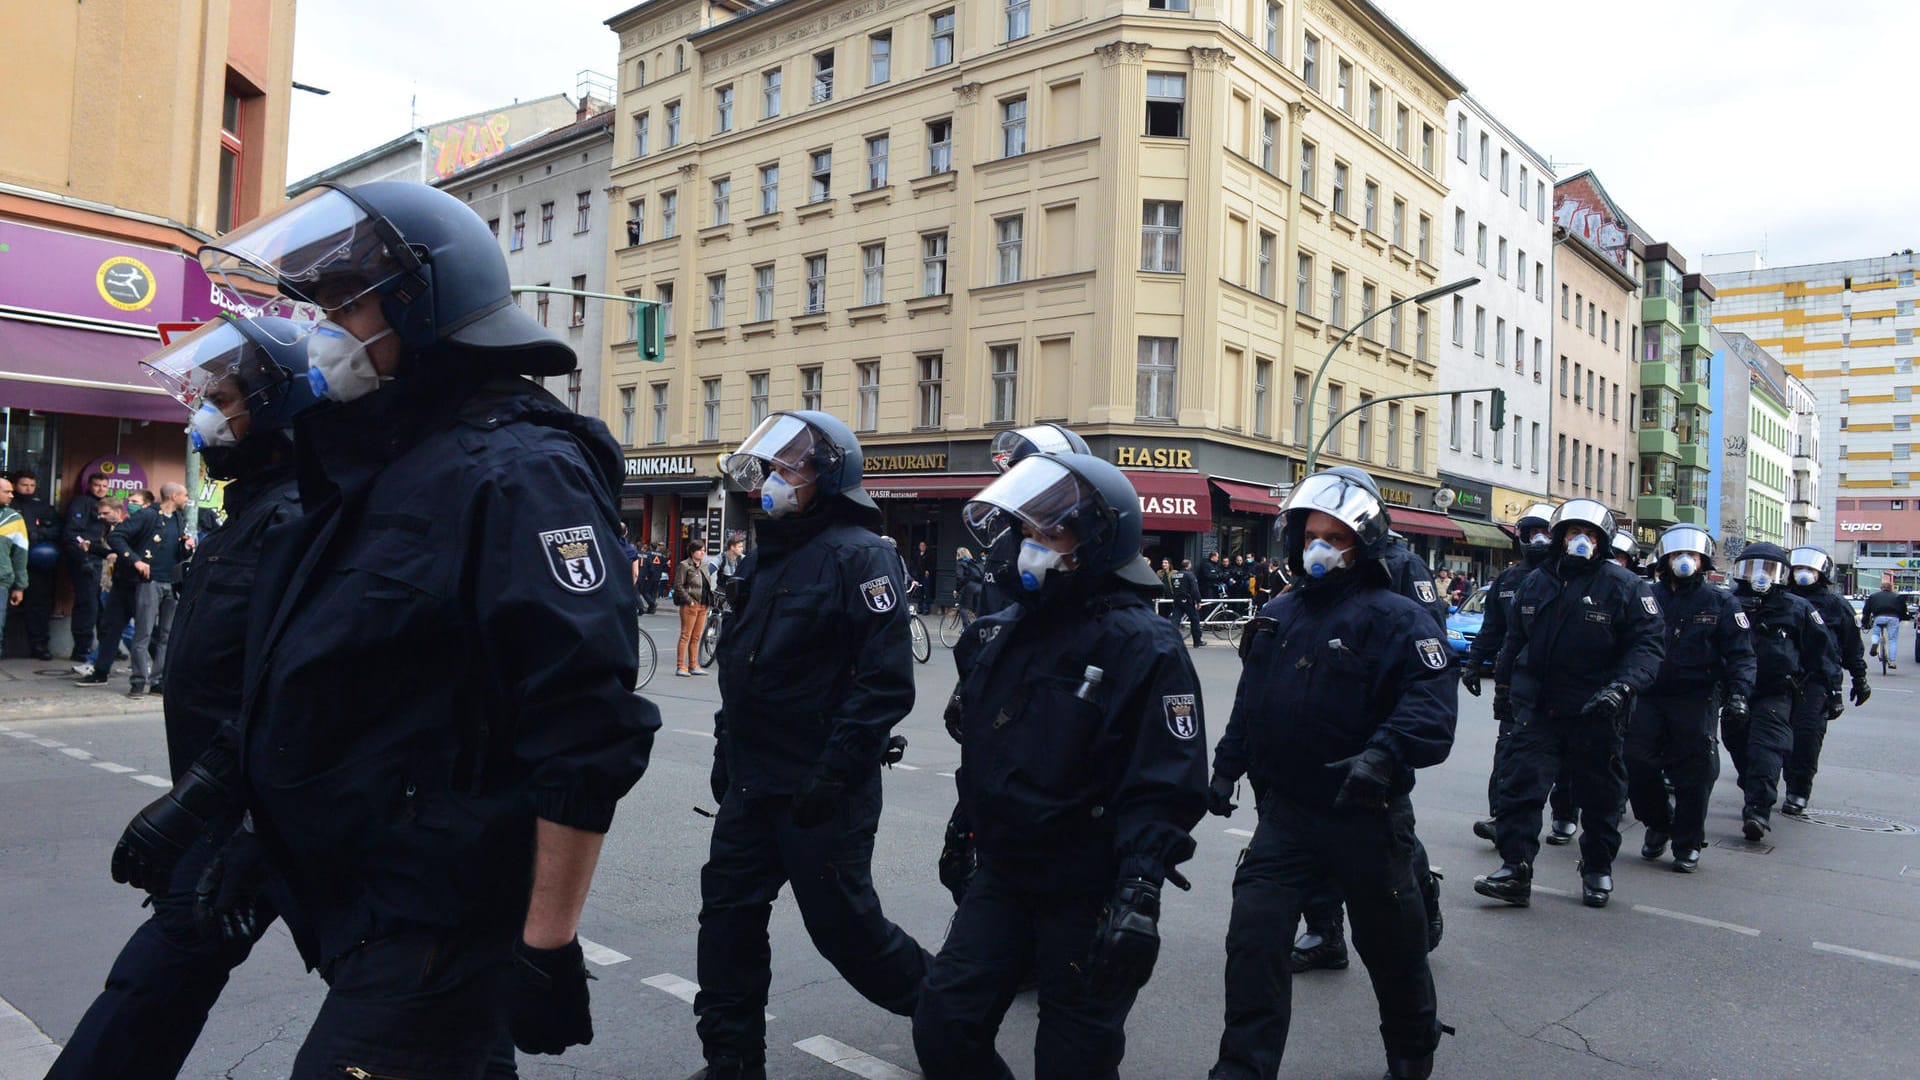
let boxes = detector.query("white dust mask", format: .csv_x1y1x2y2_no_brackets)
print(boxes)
305,319,394,403
1017,539,1070,591
1302,539,1350,578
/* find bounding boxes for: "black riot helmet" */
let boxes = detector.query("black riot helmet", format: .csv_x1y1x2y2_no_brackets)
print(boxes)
1276,468,1393,581
140,316,320,479
724,410,876,511
1515,502,1555,548
199,181,574,376
1656,524,1714,582
963,452,1160,592
1730,541,1790,595
989,424,1091,472
1789,546,1835,589
1610,528,1639,568
1549,499,1615,563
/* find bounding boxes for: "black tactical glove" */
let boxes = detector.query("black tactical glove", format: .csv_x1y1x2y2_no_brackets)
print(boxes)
508,937,595,1054
1580,682,1631,725
1850,676,1871,708
943,681,965,743
1492,682,1513,726
111,759,237,894
882,734,908,767
937,807,976,906
1460,664,1483,697
194,819,272,944
1826,689,1846,721
789,759,849,828
1205,773,1239,818
1720,694,1749,728
1081,878,1161,999
1326,747,1394,810
710,743,729,806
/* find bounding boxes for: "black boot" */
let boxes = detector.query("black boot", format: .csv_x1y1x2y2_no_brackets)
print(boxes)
1422,869,1444,951
686,1060,767,1080
1742,809,1769,842
1471,818,1496,842
1641,829,1670,860
1781,793,1809,816
1472,863,1531,907
1579,863,1613,908
1672,846,1701,873
1384,1052,1434,1080
1545,818,1577,845
1288,928,1349,971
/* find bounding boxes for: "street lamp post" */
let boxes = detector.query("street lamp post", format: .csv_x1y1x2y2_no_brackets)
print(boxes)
1302,276,1478,474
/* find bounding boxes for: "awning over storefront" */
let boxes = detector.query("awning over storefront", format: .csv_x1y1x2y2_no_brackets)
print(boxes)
1210,477,1285,516
1453,519,1514,548
1387,505,1466,540
1127,470,1212,532
862,473,998,500
0,318,180,422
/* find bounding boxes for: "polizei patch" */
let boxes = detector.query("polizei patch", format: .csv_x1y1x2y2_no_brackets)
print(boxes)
1415,580,1437,604
860,576,898,613
1163,694,1198,739
1641,596,1660,616
1734,611,1751,629
1416,638,1447,669
539,525,605,593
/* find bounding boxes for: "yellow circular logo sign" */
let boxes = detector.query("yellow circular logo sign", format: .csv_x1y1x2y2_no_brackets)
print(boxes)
96,256,156,312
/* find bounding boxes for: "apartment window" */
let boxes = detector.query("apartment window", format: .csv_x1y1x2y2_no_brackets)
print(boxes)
1001,96,1027,156
665,101,681,146
1451,295,1465,346
809,149,832,202
922,232,949,295
1257,230,1276,297
660,191,677,237
763,68,782,118
991,345,1019,422
510,210,525,251
1574,362,1583,402
1360,181,1379,233
1386,402,1401,466
917,354,944,427
801,366,823,411
1389,297,1403,351
619,387,636,444
568,190,589,234
869,32,892,85
1006,0,1030,40
1292,371,1309,443
996,216,1024,283
1301,33,1318,91
1478,132,1489,177
634,112,651,157
1329,268,1347,328
570,275,586,327
1264,2,1281,57
1141,201,1183,272
1413,409,1427,470
1513,420,1522,468
1519,165,1530,207
1394,104,1409,154
1356,394,1373,460
539,201,555,243
1137,337,1178,420
813,50,835,103
216,88,246,233
1495,316,1506,363
1473,305,1486,355
706,273,727,329
1454,208,1466,253
1335,60,1352,112
1515,247,1526,289
1420,123,1434,171
1587,369,1595,408
927,118,953,173
1561,283,1569,317
1299,140,1317,198
1535,262,1544,300
856,360,880,431
1455,113,1468,160
702,378,721,441
534,287,549,328
1296,253,1314,315
716,85,735,133
1366,83,1381,133
1515,327,1525,372
861,243,885,305
1332,161,1348,216
748,372,769,426
1145,73,1187,137
804,254,827,313
1253,359,1272,436
1600,315,1608,343
1391,198,1405,248
1497,237,1509,278
656,283,673,331
1574,293,1583,328
1449,393,1463,450
711,178,730,225
1260,112,1278,172
1530,422,1540,473
1326,384,1342,449
1557,434,1567,482
866,134,889,188
1149,0,1191,8
759,164,779,215
1476,224,1487,266
1417,214,1431,262
1415,305,1429,361
1597,375,1607,417
1588,302,1597,335
1360,282,1377,339
930,10,955,67
492,216,504,241
1492,402,1503,463
1499,149,1510,193
650,383,668,444
1536,180,1546,222
753,264,775,321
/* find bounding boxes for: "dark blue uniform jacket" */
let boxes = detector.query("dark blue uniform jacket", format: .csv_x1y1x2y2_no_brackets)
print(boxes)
1467,555,1542,673
1496,557,1665,718
1792,586,1862,687
1742,588,1832,698
1647,577,1757,700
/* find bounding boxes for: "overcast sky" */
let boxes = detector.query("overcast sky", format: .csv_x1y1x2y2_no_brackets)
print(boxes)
288,0,1917,268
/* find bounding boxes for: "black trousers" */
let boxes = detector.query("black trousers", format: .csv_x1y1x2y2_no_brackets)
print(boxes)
1784,681,1834,801
21,556,54,651
1215,795,1439,1080
1171,600,1203,645
1487,705,1576,822
638,571,658,612
1624,691,1720,851
91,579,139,680
1298,836,1433,940
913,866,1130,1080
1492,707,1626,872
47,819,267,1080
66,552,101,659
694,775,930,1064
1724,691,1794,823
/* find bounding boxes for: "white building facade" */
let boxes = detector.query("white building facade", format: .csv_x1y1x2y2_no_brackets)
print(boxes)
1438,94,1554,542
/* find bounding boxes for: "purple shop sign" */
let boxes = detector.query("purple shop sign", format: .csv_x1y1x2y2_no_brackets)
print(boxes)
0,219,227,325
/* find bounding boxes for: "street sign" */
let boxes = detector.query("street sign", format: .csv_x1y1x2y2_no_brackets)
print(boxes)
156,321,203,345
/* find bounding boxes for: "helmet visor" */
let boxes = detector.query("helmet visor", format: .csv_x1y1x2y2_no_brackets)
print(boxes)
1280,472,1384,538
990,425,1075,472
963,456,1087,545
1552,498,1615,534
723,413,817,490
1611,530,1638,557
1789,546,1830,574
1731,555,1784,585
1658,525,1713,559
139,319,291,415
198,187,413,329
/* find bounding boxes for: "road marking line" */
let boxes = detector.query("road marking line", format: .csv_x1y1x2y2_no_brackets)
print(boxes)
937,772,956,778
794,1035,920,1079
1224,827,1255,838
577,937,630,966
643,972,773,1020
2,731,35,740
671,728,716,739
60,748,94,760
29,738,66,749
0,724,12,732
1531,884,1574,898
130,774,172,788
0,991,63,1075
890,763,921,771
90,762,137,774
1812,941,1920,971
1633,905,1760,936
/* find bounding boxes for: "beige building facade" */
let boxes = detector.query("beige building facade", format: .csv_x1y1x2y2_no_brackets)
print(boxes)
1549,227,1639,524
603,0,1464,572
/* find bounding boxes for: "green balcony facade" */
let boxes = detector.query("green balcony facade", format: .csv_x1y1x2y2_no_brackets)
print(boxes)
1681,322,1710,350
1679,443,1710,470
1641,362,1681,394
1678,380,1710,408
1674,504,1708,526
1642,295,1681,328
1639,428,1679,458
1637,495,1677,523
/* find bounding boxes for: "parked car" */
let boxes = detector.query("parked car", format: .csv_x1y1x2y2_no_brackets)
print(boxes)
1446,586,1490,658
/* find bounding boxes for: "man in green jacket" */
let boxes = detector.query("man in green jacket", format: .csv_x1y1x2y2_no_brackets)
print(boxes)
0,476,28,648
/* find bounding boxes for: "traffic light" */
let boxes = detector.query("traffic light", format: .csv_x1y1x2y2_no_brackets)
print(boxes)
1489,388,1507,431
638,299,664,361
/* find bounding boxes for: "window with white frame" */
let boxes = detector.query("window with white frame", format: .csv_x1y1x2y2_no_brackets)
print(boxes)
1325,383,1342,450
1476,223,1486,265
1421,122,1434,170
1292,371,1309,443
661,191,677,237
619,386,636,444
1495,315,1506,363
750,372,769,425
1137,337,1177,419
856,360,880,431
759,164,779,215
1332,161,1348,216
753,264,774,321
628,200,644,244
650,383,668,444
1416,308,1428,361
1299,140,1316,198
1257,230,1276,297
763,68,782,118
1413,410,1426,470
1005,0,1029,40
804,254,827,313
1515,247,1525,290
1254,358,1272,436
1478,132,1489,177
1356,393,1372,460
1260,111,1278,172
1449,393,1463,450
923,231,949,295
1395,104,1409,154
1499,148,1509,193
1363,180,1377,233
1387,402,1401,466
575,191,591,233
634,111,650,157
1360,282,1376,339
1366,83,1381,133
1391,198,1405,248
1473,305,1486,355
1519,165,1529,206
927,118,953,173
716,85,734,133
1418,214,1430,262
861,243,885,305
801,366,823,411
1264,2,1281,57
869,32,891,85
1536,180,1546,222
812,50,835,102
711,178,730,226
706,273,726,329
1453,208,1466,253
1497,236,1508,278
1455,112,1468,160
930,9,955,67
917,354,943,427
995,216,1023,283
991,345,1019,422
866,134,889,188
1329,267,1346,328
1335,60,1351,112
702,378,721,441
1001,96,1027,156
809,150,831,202
1301,33,1318,90
1452,295,1465,346
1389,296,1403,351
1296,252,1313,315
664,101,681,147
1145,73,1186,137
1141,201,1182,272
656,282,673,330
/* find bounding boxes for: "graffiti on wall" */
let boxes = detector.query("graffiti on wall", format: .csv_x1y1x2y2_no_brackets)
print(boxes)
428,114,514,178
1553,192,1630,269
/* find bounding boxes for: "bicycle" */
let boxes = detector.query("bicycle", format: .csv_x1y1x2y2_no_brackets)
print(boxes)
907,602,932,663
634,619,659,690
698,607,723,669
939,602,976,649
1197,597,1256,641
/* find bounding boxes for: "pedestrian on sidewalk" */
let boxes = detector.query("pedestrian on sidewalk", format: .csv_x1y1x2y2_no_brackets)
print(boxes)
675,540,713,676
61,472,111,663
116,483,192,697
0,477,28,650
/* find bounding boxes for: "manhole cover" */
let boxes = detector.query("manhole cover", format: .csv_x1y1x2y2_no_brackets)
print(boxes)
1792,809,1919,835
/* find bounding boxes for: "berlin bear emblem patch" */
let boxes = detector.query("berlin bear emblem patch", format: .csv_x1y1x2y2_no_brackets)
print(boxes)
1734,611,1751,629
1641,596,1660,616
860,576,898,613
539,526,604,593
1415,580,1437,604
1416,638,1447,670
1163,694,1198,739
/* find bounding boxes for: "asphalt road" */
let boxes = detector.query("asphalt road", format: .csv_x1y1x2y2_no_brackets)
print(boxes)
2,611,1918,1079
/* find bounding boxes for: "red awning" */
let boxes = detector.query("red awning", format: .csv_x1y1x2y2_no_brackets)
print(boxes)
0,318,181,422
1387,505,1466,539
1210,477,1285,516
1127,470,1212,533
860,474,998,500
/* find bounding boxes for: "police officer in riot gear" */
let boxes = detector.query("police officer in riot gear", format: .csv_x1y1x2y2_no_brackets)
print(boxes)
1477,499,1664,909
50,316,317,1080
695,410,928,1080
1610,528,1639,571
976,423,1090,614
165,181,660,1073
913,453,1206,1079
1625,526,1757,874
1320,468,1451,633
1207,469,1457,1080
1785,546,1869,815
1465,504,1577,845
1725,543,1833,840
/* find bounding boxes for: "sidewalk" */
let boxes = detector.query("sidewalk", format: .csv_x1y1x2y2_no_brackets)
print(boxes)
0,656,165,720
